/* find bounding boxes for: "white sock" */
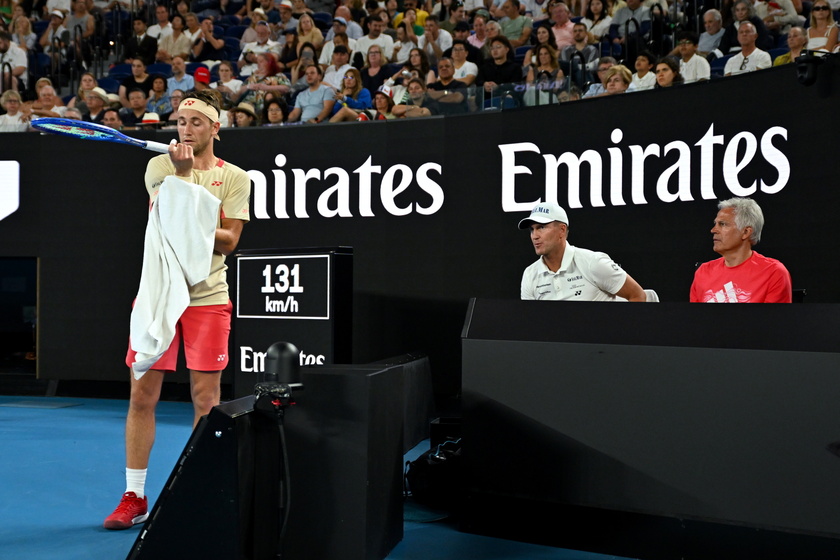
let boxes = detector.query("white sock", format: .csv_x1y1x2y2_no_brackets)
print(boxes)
126,468,147,499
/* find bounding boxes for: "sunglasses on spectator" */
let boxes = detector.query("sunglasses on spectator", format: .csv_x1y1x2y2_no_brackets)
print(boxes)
739,56,749,71
344,74,355,79
813,5,831,10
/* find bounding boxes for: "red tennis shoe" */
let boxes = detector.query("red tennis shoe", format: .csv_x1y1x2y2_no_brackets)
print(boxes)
103,492,148,530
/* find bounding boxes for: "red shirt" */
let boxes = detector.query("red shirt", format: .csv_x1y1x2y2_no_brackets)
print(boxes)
690,251,792,303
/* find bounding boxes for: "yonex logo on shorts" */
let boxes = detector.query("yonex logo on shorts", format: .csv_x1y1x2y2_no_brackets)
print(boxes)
0,161,20,222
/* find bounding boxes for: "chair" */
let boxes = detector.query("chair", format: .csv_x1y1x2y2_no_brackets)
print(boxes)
224,37,242,60
768,47,789,62
514,45,530,64
214,24,225,37
108,62,132,78
225,24,248,38
34,20,50,35
147,63,173,77
709,54,732,78
186,62,209,75
97,76,120,93
312,12,333,32
643,289,660,302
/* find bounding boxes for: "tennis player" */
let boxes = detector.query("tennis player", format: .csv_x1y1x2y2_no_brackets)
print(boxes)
104,90,251,530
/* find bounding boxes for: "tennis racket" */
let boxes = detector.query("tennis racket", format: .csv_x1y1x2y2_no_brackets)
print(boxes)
30,117,171,154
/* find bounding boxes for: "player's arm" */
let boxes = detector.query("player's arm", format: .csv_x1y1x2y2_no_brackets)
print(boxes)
215,218,245,255
614,273,646,302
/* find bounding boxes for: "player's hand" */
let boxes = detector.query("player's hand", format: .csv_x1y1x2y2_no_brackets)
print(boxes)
168,139,194,177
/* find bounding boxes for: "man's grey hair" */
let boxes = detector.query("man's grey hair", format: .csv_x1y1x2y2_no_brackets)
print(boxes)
718,197,764,245
705,8,722,22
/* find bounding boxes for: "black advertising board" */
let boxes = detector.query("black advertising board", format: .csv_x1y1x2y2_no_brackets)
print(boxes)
232,247,353,397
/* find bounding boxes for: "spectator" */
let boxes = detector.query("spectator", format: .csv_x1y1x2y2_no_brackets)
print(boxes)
525,23,558,68
183,12,202,43
524,43,563,105
66,71,97,112
83,86,109,122
119,58,153,107
559,21,598,74
39,10,67,62
239,8,268,46
392,77,438,117
290,0,311,19
0,30,27,91
581,0,612,40
29,83,66,117
329,67,373,120
392,21,418,64
754,0,798,36
773,25,807,64
229,101,259,126
440,1,466,33
582,56,615,97
418,14,450,63
480,20,502,59
361,44,389,95
277,27,299,71
724,22,771,75
290,41,317,83
274,1,298,44
11,15,36,52
147,4,172,39
262,96,288,125
156,15,192,63
557,85,582,101
609,0,650,55
64,0,94,66
391,47,436,86
146,75,171,116
238,20,280,76
630,50,655,89
550,2,575,49
699,9,725,56
807,0,837,52
327,6,364,40
102,107,123,129
0,89,29,132
677,31,710,83
210,61,244,108
426,56,468,114
124,16,157,66
714,0,773,57
450,39,478,85
500,0,533,47
163,89,184,124
477,35,524,99
444,20,483,63
191,17,225,63
654,56,684,87
322,44,353,90
166,55,194,93
236,52,291,115
119,88,149,127
603,63,631,94
287,64,336,123
393,0,429,29
64,107,84,120
468,13,488,49
359,16,395,60
297,13,323,50
319,30,356,70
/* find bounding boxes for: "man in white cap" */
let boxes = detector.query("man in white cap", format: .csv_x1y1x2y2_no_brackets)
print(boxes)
518,202,647,301
104,89,250,530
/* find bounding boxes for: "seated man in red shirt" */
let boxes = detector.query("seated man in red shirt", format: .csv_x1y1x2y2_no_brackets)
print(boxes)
690,197,791,303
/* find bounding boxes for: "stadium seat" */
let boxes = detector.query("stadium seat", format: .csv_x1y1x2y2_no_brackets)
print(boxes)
108,62,132,79
710,54,732,78
312,12,333,32
147,63,173,77
225,24,248,38
514,45,530,64
186,62,209,75
97,77,120,93
224,36,242,60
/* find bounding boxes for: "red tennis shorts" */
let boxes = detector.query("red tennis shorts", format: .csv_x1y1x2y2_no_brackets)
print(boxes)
126,301,232,373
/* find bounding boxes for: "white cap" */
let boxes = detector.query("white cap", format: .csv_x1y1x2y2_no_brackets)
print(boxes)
517,202,569,229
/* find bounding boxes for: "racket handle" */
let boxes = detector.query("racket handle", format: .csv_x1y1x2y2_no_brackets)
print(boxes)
144,140,172,154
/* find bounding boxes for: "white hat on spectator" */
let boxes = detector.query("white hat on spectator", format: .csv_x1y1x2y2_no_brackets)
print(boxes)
50,9,65,19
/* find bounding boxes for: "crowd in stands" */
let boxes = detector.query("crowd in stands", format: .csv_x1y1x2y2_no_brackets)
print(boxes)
0,0,836,130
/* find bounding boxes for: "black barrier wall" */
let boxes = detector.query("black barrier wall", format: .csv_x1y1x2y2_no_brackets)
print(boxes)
1,59,838,389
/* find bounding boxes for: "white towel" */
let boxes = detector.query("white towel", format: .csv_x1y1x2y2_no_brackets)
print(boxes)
130,176,221,379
